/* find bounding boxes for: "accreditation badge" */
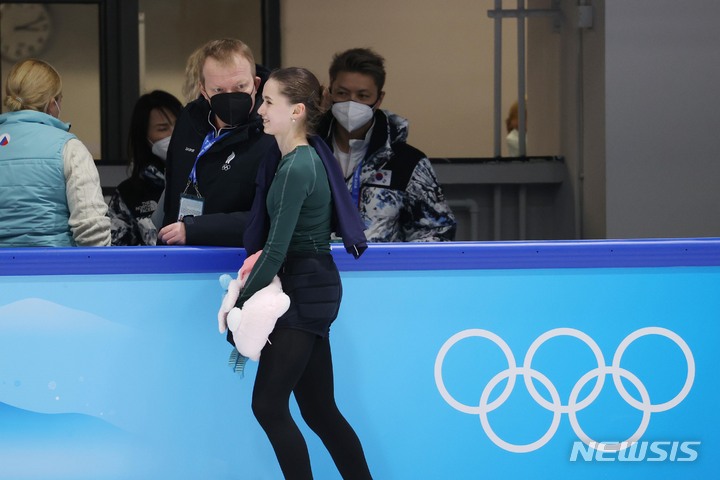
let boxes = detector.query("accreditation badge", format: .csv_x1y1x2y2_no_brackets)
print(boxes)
178,194,204,220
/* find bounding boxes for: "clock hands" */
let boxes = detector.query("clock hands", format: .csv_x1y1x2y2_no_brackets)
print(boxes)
13,16,49,32
0,5,52,61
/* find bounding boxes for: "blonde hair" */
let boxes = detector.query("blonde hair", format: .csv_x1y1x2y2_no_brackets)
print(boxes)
198,38,256,87
181,47,204,103
3,59,62,113
506,99,528,133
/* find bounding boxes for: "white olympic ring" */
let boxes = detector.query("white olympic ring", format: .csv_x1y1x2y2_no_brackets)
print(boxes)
434,327,695,453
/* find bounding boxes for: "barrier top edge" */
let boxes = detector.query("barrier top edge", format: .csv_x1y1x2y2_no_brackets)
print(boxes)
1,238,720,276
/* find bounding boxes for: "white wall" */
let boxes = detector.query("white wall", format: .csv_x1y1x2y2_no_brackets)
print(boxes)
604,0,720,238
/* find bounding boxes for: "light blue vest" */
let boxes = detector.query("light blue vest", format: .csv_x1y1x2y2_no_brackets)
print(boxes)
0,110,76,247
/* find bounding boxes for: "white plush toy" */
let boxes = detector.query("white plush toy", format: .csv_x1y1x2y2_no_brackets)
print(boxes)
218,256,290,361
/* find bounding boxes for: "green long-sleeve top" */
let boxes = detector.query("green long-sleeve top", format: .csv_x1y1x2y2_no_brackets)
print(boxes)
236,145,332,308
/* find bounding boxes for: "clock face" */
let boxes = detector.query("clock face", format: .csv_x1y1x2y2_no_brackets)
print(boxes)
0,4,53,62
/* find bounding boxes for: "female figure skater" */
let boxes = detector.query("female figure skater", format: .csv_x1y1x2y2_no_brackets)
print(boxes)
234,67,372,479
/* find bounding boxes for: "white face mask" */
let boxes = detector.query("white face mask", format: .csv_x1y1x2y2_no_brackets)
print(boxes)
506,129,519,157
47,98,61,118
151,135,172,161
331,101,374,133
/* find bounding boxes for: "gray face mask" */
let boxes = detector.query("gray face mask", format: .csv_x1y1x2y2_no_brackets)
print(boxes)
331,101,374,132
150,135,172,161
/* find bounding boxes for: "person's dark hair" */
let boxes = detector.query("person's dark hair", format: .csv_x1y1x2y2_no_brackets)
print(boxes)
127,90,182,178
269,67,325,135
329,48,386,93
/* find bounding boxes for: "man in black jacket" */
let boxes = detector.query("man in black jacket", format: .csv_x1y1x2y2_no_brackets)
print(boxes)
159,38,275,246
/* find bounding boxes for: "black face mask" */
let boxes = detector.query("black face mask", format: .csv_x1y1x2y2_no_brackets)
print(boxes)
209,92,253,126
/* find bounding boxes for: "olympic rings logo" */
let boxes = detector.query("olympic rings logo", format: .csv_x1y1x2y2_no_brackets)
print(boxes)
434,327,694,453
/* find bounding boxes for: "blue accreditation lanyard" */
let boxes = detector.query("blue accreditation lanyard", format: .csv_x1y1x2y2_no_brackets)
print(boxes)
350,160,363,207
184,130,231,195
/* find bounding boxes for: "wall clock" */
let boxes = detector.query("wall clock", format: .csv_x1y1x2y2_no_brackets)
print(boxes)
0,4,53,62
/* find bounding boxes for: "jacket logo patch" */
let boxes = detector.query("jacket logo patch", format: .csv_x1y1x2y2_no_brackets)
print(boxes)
222,151,236,171
0,133,10,146
372,169,392,186
185,146,196,153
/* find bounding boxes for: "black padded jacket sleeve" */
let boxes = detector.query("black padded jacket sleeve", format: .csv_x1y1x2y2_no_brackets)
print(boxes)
183,211,250,247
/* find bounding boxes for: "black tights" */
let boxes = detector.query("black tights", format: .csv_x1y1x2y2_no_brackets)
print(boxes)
252,328,372,480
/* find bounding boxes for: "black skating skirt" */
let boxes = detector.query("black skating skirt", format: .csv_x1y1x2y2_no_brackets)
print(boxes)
274,252,342,337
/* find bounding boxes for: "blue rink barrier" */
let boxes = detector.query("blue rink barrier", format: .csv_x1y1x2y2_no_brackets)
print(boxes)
1,239,719,479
